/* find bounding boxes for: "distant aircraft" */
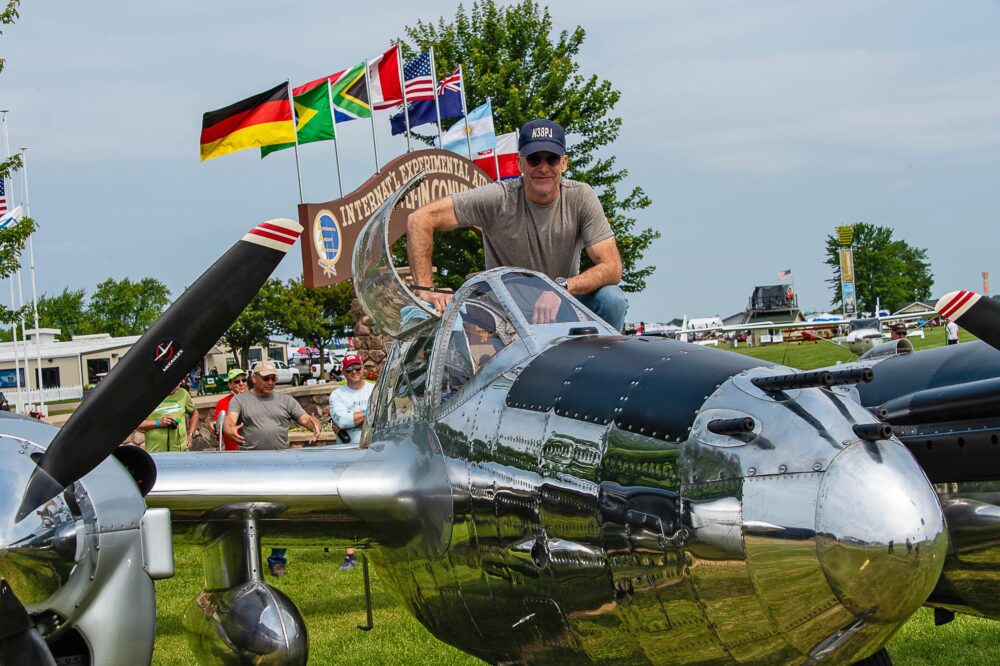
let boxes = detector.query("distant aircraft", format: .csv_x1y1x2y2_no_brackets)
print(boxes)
668,310,936,356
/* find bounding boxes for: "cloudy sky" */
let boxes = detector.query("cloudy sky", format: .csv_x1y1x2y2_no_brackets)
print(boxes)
2,1,998,323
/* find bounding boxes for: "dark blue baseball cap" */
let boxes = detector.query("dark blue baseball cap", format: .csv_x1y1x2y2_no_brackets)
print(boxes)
518,119,565,157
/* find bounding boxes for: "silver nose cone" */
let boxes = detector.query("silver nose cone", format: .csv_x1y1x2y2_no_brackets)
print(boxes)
816,439,947,623
0,442,79,607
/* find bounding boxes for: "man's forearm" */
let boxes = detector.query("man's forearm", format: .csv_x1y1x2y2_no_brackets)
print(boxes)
568,262,620,296
406,213,436,286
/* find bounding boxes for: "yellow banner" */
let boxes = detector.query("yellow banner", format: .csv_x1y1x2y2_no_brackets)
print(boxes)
839,248,855,282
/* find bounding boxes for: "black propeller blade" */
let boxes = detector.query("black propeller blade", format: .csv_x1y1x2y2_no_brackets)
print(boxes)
15,219,302,522
0,579,56,666
936,290,1000,352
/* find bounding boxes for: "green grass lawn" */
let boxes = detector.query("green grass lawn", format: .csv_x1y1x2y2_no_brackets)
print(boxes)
154,331,995,664
154,545,482,665
728,325,956,370
154,543,1000,665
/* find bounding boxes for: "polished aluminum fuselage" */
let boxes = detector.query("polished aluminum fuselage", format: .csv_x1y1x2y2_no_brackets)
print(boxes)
359,353,944,664
151,332,948,665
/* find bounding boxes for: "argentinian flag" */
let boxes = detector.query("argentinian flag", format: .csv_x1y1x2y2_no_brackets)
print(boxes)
0,205,22,230
442,100,496,157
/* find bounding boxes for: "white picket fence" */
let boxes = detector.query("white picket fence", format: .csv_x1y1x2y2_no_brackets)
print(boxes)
5,385,83,412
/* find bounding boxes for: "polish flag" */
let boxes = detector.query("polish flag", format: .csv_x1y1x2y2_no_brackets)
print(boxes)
474,132,521,180
368,45,404,110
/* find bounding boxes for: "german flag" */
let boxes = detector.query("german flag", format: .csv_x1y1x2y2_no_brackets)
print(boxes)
200,82,296,161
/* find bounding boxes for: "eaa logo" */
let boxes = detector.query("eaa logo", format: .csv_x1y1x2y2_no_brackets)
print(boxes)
313,209,342,277
153,339,184,372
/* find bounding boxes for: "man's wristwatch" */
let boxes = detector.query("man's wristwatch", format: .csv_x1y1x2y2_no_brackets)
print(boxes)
555,277,569,290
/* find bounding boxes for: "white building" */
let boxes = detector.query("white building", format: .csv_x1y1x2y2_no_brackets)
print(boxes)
0,328,289,403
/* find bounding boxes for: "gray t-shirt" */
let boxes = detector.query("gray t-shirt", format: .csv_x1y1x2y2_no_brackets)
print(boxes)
228,391,305,451
452,178,614,279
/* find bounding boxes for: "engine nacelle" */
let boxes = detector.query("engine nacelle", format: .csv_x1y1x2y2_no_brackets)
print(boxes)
0,416,172,665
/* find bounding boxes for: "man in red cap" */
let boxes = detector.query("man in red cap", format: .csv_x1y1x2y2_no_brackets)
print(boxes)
328,352,374,570
328,353,373,446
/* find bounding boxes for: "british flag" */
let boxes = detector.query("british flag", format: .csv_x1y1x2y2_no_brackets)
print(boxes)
437,67,462,95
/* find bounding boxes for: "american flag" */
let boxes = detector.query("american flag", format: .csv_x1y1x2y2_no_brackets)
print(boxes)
777,269,792,281
0,179,7,215
403,51,435,101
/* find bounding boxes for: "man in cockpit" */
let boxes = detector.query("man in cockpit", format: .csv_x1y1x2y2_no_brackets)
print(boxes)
406,119,628,331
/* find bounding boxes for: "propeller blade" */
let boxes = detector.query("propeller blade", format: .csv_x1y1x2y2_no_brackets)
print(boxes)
936,291,1000,351
0,579,57,666
16,219,302,521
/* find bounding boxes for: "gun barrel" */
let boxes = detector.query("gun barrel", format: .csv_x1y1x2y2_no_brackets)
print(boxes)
707,417,756,436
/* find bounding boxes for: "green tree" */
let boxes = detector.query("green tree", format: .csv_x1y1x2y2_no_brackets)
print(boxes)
220,278,287,371
87,277,171,336
824,223,933,314
0,1,38,329
38,287,90,340
398,0,659,291
280,278,354,379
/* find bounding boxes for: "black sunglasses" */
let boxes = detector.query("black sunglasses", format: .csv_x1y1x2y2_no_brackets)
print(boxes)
524,153,562,167
346,365,364,372
230,378,247,385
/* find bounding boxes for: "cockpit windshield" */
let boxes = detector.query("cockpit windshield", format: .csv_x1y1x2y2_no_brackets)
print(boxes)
500,272,594,326
439,282,522,399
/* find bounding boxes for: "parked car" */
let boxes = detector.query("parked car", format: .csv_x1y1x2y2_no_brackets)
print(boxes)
248,360,302,386
310,349,346,379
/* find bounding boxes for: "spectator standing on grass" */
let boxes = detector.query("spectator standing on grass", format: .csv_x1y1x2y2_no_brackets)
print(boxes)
328,352,374,571
890,322,907,340
946,318,960,345
138,382,199,452
223,360,321,576
223,360,321,451
210,368,249,451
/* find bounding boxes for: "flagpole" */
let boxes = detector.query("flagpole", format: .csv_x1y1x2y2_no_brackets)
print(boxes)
7,278,23,412
487,97,500,180
325,80,344,198
397,45,412,152
363,59,381,173
428,47,444,149
457,65,473,160
20,148,44,413
287,80,304,204
0,110,23,412
14,269,31,408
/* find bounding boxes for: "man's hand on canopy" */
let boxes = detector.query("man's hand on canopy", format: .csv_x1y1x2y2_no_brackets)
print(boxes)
532,290,562,324
423,288,454,315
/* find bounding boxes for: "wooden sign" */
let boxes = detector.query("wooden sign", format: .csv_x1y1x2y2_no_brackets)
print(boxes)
299,149,491,287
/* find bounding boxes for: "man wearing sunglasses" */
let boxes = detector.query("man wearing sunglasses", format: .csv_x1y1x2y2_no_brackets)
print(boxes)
328,353,374,446
407,118,628,331
210,368,249,451
223,360,321,451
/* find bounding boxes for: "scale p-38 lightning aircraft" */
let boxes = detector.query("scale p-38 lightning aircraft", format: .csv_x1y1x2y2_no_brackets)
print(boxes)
2,175,1000,665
